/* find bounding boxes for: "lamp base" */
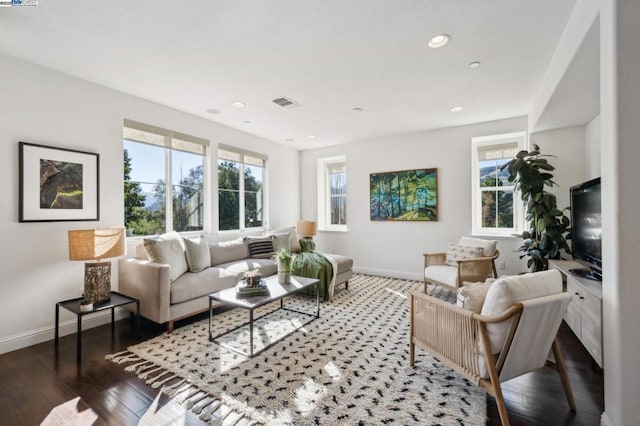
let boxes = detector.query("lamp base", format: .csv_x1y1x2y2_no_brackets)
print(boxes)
84,261,111,303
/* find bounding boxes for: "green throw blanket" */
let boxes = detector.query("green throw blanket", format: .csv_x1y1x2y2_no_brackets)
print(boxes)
292,239,333,300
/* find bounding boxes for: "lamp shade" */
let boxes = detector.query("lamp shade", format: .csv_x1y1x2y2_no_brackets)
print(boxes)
296,221,318,238
68,228,126,261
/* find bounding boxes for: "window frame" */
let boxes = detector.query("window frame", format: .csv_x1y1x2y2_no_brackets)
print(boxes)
217,144,267,232
123,120,209,236
317,155,347,232
471,131,526,237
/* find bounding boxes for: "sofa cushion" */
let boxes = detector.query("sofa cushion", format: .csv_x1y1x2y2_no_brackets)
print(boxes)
445,243,485,267
480,269,563,354
143,231,188,282
458,237,498,257
245,236,274,257
210,238,250,266
424,264,458,287
217,258,277,280
170,267,236,305
183,234,211,273
270,226,301,253
321,253,353,274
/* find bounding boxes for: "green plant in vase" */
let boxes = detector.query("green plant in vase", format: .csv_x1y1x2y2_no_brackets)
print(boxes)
501,145,571,272
274,247,293,284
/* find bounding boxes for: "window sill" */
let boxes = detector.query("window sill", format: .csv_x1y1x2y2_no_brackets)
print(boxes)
470,232,521,240
318,227,348,234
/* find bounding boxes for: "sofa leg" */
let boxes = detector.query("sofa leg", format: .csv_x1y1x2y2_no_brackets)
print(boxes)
344,280,349,290
167,321,174,333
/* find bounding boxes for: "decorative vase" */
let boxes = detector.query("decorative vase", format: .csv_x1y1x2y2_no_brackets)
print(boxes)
278,262,291,284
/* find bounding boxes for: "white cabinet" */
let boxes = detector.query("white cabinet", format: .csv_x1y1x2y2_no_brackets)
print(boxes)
549,260,603,368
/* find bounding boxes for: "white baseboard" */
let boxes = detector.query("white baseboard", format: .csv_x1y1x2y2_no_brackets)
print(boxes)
353,266,423,282
601,411,614,426
0,308,130,355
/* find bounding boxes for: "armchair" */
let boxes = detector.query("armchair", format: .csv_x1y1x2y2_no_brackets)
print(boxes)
423,237,498,292
410,270,576,426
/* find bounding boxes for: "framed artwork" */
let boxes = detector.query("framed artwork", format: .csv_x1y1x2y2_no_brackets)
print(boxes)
370,168,438,221
19,142,100,222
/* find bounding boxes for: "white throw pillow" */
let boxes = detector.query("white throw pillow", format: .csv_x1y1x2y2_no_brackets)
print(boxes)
143,231,188,282
480,269,563,353
445,243,485,267
270,226,301,253
183,234,211,273
456,278,495,313
271,232,291,252
458,237,498,257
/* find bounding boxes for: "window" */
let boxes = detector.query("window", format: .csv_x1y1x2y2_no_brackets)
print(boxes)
317,156,347,231
123,120,208,236
218,145,266,231
471,132,526,236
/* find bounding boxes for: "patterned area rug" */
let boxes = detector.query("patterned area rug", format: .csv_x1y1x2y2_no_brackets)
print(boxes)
107,274,486,425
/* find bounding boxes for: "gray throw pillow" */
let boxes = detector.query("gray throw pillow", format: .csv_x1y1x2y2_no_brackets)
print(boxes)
183,234,211,273
143,231,188,282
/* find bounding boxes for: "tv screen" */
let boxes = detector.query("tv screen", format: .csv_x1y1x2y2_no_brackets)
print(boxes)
570,177,602,280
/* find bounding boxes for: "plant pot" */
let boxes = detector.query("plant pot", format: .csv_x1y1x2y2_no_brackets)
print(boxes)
80,302,93,312
278,269,291,284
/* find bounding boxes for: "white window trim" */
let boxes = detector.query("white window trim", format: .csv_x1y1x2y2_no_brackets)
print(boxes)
317,155,347,232
471,131,527,237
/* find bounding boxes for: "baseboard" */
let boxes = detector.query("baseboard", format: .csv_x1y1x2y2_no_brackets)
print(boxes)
353,266,423,282
0,308,130,355
600,411,614,426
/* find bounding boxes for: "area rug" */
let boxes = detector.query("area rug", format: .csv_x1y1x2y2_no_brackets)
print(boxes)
107,274,486,425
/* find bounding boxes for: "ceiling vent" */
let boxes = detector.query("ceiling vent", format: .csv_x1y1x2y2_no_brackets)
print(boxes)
272,97,300,109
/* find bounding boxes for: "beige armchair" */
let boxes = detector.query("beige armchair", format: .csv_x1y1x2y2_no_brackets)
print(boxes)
410,270,576,426
423,237,498,292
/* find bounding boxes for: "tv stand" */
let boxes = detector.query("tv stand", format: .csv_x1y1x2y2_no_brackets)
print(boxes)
568,267,602,281
550,260,603,368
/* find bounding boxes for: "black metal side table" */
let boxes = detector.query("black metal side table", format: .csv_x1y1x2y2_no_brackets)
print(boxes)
55,291,140,364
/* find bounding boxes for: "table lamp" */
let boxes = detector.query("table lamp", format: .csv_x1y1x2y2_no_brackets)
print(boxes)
68,228,125,303
296,221,317,240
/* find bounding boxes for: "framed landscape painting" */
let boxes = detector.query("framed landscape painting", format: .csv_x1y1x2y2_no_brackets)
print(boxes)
19,142,99,222
370,168,438,221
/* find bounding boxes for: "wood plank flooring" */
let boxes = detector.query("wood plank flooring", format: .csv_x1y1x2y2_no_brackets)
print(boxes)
0,312,603,425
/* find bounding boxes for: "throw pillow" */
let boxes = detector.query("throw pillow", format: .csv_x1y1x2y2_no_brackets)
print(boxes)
458,237,498,257
270,226,301,253
245,236,274,257
445,243,485,267
480,269,563,353
271,232,291,252
143,231,188,282
456,278,495,313
183,234,211,273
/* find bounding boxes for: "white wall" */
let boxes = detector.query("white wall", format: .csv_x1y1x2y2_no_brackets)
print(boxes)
585,114,601,179
300,117,539,280
0,53,300,354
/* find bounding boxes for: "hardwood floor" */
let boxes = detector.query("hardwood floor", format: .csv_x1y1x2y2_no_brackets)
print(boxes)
0,312,603,425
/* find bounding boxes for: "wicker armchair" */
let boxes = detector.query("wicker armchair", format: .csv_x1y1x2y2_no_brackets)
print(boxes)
423,237,499,293
410,271,576,426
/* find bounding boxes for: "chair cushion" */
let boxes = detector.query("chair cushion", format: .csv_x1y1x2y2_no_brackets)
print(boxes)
183,234,211,273
456,279,494,313
458,237,498,257
143,231,188,282
210,238,250,266
170,267,236,304
480,269,563,354
424,264,458,287
445,243,485,267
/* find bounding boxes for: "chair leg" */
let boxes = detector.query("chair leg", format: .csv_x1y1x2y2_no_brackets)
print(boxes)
423,279,427,293
552,338,577,412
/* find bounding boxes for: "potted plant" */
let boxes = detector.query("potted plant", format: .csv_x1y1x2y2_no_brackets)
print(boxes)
274,248,293,284
80,297,93,312
501,145,571,271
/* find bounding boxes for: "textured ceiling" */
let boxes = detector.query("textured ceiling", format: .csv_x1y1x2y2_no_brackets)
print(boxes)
0,0,578,149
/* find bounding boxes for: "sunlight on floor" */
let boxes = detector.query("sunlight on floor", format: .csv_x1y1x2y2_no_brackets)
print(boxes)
385,287,408,299
40,397,98,425
139,390,189,425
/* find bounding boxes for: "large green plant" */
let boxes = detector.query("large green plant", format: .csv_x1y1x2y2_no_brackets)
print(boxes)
501,145,571,271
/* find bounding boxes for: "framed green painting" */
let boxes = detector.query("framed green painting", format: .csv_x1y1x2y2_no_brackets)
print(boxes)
370,168,437,221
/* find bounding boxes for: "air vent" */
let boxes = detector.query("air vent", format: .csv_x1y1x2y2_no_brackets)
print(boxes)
271,97,300,109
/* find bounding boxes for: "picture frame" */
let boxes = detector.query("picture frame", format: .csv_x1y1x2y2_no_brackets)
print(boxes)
370,168,438,221
19,142,100,222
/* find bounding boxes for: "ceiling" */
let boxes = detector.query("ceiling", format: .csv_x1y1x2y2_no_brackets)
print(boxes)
0,0,578,150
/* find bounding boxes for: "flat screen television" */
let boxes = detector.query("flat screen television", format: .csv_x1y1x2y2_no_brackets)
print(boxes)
569,177,602,281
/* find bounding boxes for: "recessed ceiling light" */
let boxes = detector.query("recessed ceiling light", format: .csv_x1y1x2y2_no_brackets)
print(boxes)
307,134,316,139
244,120,251,124
285,138,295,142
469,61,481,69
352,107,363,112
205,108,220,115
231,101,245,108
428,34,450,49
450,106,464,112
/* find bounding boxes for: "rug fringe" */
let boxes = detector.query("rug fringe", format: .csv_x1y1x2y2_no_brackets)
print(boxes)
138,365,163,380
124,360,149,372
104,351,141,364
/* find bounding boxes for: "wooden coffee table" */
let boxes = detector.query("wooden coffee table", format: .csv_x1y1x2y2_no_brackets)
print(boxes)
208,275,320,357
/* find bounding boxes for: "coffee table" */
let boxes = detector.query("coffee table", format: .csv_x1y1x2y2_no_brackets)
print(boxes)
208,275,320,357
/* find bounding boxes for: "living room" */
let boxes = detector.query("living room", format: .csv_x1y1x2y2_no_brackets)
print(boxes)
1,0,639,425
